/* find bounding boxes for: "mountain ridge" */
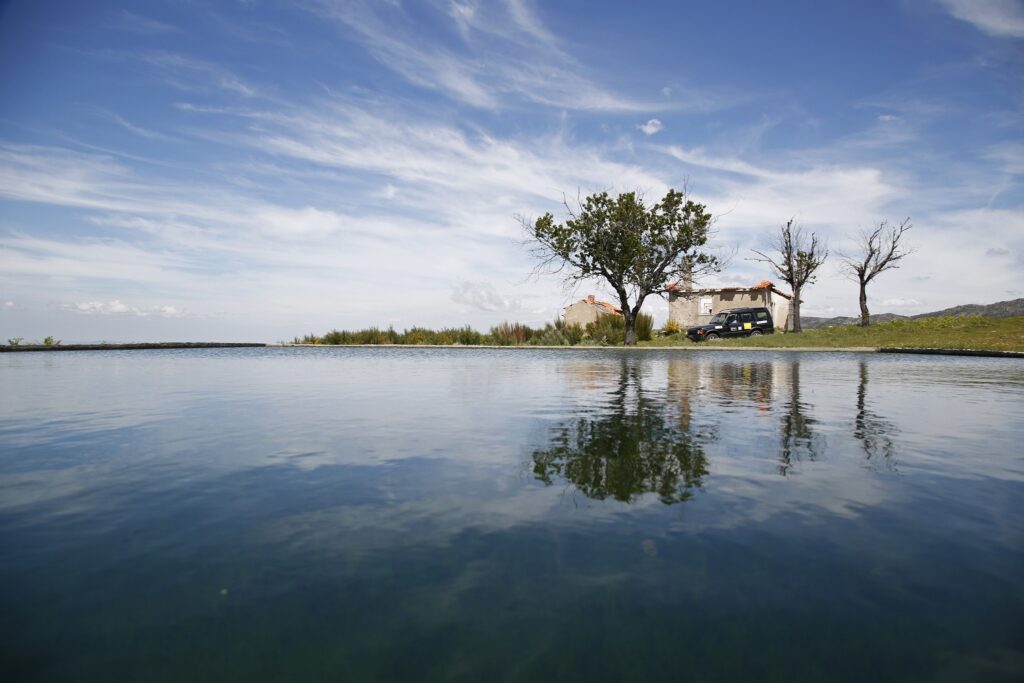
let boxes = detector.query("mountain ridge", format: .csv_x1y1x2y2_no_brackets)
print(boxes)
800,298,1024,330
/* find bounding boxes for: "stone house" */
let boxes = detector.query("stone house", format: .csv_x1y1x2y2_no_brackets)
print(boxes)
564,294,622,327
667,280,797,331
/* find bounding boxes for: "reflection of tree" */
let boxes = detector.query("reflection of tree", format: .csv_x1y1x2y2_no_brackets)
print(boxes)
777,362,823,476
532,361,710,504
854,361,897,468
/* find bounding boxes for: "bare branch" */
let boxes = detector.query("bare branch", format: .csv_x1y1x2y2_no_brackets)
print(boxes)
748,219,828,332
838,218,913,326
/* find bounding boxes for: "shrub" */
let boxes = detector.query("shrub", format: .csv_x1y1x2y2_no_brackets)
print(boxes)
43,336,60,346
8,337,23,347
586,314,626,345
529,328,570,346
562,322,585,346
321,330,344,344
663,320,681,335
490,321,534,345
453,326,483,345
634,313,654,341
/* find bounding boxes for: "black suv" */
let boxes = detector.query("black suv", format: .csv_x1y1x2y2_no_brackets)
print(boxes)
686,307,775,341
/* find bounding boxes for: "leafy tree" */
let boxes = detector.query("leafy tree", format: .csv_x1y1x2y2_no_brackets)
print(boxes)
839,219,913,326
524,189,718,345
531,360,709,504
750,219,828,333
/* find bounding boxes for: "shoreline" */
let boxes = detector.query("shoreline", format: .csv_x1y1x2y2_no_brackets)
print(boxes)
1,342,266,352
275,344,1022,357
3,342,1021,359
274,343,881,353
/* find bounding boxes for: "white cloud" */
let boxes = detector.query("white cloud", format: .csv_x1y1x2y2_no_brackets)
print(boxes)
877,114,899,122
638,118,664,136
68,300,186,317
938,0,1024,39
661,144,899,232
451,281,523,312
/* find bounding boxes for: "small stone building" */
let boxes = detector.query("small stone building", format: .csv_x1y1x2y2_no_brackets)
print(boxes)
564,294,622,327
668,280,797,331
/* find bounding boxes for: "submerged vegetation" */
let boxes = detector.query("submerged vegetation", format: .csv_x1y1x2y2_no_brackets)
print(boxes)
295,314,655,347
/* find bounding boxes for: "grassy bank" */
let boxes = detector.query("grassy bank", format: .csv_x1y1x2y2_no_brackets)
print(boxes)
292,316,1024,353
641,316,1024,353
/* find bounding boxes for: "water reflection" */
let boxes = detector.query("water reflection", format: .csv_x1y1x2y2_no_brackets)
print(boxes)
532,360,710,504
777,362,823,476
3,349,1024,682
854,361,897,469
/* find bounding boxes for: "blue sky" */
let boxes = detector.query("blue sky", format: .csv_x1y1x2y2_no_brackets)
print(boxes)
1,0,1022,341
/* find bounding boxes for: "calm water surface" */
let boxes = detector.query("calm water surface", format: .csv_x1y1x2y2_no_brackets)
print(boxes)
1,348,1023,681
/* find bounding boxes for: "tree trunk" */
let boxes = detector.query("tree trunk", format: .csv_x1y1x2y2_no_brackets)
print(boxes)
858,280,870,327
791,285,802,333
623,310,636,346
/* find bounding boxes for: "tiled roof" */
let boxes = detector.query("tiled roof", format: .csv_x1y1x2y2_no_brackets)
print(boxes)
564,298,623,315
668,280,795,300
590,300,622,314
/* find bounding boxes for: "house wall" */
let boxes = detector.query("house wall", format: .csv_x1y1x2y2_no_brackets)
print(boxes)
770,296,794,332
565,302,609,327
668,290,769,328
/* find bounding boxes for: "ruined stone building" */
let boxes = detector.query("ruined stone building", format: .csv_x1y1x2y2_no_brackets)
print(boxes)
668,281,797,331
563,294,622,328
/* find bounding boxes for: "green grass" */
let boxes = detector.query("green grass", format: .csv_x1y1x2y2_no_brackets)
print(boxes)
640,316,1024,352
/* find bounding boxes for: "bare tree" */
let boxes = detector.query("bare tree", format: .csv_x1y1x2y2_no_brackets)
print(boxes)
750,219,828,333
839,219,913,327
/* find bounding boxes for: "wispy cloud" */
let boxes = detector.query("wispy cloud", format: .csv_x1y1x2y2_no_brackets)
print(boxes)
938,0,1024,39
142,52,258,97
99,110,176,141
111,10,179,35
309,0,673,112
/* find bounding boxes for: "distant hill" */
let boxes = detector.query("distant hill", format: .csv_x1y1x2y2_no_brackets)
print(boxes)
801,313,905,329
801,298,1024,329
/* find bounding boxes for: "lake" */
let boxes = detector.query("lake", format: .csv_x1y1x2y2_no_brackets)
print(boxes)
1,348,1022,682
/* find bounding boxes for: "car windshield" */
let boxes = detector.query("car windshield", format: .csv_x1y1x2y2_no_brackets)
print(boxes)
709,313,728,324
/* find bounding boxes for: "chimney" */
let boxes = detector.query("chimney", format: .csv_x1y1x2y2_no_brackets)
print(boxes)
586,294,596,304
683,257,694,291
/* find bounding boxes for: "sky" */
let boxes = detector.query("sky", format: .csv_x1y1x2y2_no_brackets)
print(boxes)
0,0,1022,342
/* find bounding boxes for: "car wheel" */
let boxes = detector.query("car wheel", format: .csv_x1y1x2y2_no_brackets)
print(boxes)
750,329,763,336
705,332,719,341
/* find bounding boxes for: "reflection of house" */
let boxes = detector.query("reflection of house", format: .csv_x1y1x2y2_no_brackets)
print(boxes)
668,358,776,409
564,294,623,327
667,280,797,331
